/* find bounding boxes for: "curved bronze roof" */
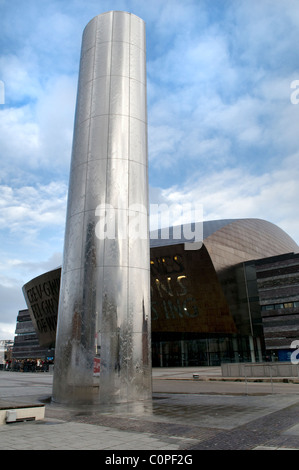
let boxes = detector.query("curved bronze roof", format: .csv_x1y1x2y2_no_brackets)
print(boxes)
150,218,299,272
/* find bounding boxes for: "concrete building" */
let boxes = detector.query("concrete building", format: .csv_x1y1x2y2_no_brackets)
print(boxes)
252,252,299,360
11,309,53,369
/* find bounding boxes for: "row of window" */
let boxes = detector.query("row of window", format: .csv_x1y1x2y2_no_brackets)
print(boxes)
261,301,299,311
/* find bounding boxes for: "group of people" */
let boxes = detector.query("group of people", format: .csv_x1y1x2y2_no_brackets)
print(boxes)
5,358,52,372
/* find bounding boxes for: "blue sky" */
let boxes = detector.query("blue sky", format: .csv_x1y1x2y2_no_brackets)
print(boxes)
0,0,299,339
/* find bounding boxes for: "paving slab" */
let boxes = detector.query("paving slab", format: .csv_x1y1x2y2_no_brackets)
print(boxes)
1,368,299,451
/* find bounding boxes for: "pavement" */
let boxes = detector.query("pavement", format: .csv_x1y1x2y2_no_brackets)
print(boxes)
1,366,299,451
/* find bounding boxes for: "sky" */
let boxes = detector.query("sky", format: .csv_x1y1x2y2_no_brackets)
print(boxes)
0,0,299,340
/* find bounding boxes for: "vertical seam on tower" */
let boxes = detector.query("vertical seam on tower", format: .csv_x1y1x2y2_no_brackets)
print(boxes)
128,14,131,251
126,12,132,396
80,16,98,288
98,12,113,396
103,10,114,318
90,15,100,358
105,11,114,214
144,27,150,273
128,14,131,224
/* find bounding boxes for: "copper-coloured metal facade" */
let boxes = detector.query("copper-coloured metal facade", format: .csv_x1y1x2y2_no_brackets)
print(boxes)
52,11,151,404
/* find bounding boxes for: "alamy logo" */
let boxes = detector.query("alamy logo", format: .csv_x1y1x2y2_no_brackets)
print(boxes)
290,80,299,104
95,202,203,251
0,81,4,105
290,340,299,364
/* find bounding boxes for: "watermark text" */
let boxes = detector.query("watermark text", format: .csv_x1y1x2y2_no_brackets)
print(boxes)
95,202,203,251
0,80,4,105
290,80,299,104
290,340,299,364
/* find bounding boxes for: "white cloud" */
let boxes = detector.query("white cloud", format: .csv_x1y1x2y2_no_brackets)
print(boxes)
35,74,77,169
0,252,62,281
156,151,299,245
147,0,299,184
0,74,76,181
0,106,39,174
0,282,27,340
0,323,16,340
0,182,67,235
0,180,66,339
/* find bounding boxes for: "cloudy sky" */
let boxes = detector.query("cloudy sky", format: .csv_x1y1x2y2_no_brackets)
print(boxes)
0,0,299,340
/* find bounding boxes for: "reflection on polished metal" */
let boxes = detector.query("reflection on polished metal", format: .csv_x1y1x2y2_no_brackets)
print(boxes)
52,11,152,405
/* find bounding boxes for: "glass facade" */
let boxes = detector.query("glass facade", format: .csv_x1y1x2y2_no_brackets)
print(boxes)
150,243,263,366
152,334,255,367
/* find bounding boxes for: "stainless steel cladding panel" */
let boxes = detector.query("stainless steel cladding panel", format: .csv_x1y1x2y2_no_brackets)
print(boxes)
52,11,151,405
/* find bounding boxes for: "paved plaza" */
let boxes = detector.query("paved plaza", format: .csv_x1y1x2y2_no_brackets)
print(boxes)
1,367,299,450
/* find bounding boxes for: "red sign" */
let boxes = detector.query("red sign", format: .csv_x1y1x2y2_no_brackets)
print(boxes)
93,357,100,375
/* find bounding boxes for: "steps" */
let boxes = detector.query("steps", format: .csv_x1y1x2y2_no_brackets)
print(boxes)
0,404,45,425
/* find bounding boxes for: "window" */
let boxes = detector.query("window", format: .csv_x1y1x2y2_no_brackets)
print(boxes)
284,302,294,308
